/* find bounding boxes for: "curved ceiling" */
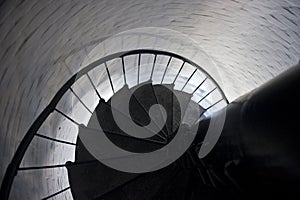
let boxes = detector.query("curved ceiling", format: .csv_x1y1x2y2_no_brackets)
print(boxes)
0,0,299,199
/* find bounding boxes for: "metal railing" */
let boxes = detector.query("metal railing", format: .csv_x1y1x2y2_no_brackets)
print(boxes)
0,49,228,199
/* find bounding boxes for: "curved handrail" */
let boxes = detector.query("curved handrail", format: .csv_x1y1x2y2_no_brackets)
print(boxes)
0,49,228,199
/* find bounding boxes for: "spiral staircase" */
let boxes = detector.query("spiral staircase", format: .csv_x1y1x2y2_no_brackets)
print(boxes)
0,49,228,199
2,46,300,200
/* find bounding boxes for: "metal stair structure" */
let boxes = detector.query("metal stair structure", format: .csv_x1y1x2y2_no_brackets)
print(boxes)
0,49,228,200
67,81,224,199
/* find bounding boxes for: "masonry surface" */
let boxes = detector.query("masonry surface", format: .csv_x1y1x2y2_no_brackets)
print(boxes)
0,0,299,199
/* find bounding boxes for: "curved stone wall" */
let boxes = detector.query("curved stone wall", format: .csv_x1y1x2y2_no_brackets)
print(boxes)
0,0,299,199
